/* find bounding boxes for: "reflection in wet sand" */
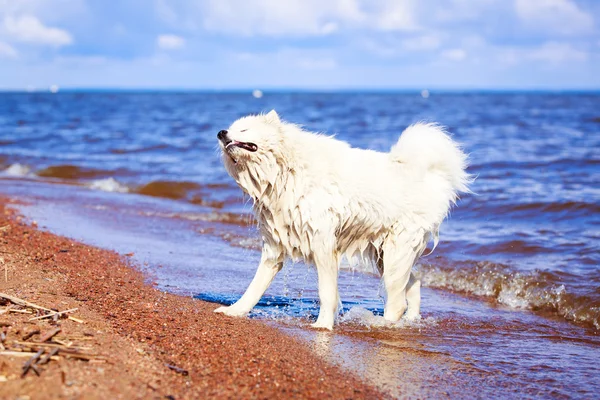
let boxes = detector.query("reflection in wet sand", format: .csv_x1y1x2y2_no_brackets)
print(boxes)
298,327,490,398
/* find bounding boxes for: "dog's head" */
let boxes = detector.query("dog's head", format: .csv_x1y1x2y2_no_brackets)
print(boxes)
217,110,284,170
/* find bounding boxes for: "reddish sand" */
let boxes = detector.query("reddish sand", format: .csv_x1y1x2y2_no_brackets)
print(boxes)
0,197,385,399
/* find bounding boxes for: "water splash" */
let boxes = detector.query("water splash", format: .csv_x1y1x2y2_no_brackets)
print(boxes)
415,261,600,329
88,177,129,193
2,163,32,177
338,307,437,329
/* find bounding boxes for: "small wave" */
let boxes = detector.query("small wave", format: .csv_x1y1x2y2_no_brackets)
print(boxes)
5,162,228,208
2,163,33,177
474,240,554,255
36,164,115,180
123,180,225,208
470,158,600,171
415,261,600,330
135,180,200,200
219,233,261,249
175,211,255,226
509,201,600,215
88,177,130,193
109,144,170,154
466,200,600,217
139,210,255,227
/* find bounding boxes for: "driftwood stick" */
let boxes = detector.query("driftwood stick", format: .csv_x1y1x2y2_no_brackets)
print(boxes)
38,348,59,365
0,305,13,315
0,293,54,312
68,316,84,324
0,351,41,357
29,308,78,321
30,364,41,376
9,309,32,314
0,351,60,361
53,339,72,347
22,349,44,377
14,342,97,360
166,363,189,376
61,352,99,361
13,341,91,350
39,327,61,343
22,329,41,341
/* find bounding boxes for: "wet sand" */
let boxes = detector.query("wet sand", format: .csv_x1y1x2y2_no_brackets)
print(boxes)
0,196,384,399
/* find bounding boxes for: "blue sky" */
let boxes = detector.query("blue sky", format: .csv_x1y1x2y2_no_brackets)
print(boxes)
0,0,599,90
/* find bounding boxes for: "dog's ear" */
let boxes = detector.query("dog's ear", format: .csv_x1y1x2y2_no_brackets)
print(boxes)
264,110,281,125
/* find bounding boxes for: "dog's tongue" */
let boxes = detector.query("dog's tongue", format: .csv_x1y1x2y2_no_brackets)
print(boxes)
228,141,257,152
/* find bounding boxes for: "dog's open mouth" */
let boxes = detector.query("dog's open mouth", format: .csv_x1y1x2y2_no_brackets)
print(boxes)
224,140,258,152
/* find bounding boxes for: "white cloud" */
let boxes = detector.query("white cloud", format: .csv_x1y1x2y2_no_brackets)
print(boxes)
496,41,589,67
157,0,418,37
200,0,342,36
433,0,502,22
3,15,72,46
54,55,108,65
373,0,418,31
441,48,467,61
296,57,337,70
359,33,442,59
402,34,442,51
0,0,86,21
231,48,337,71
0,41,17,58
515,0,594,36
157,34,185,50
528,41,589,63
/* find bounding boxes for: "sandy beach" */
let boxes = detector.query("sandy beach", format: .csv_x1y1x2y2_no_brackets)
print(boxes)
0,196,383,399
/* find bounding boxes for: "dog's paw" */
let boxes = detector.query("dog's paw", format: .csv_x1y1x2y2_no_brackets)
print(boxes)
403,311,421,321
213,305,247,317
310,320,334,330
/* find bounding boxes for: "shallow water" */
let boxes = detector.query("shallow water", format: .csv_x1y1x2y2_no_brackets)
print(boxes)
1,92,599,397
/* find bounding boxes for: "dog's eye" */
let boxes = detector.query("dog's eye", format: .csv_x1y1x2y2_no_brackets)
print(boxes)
240,129,247,133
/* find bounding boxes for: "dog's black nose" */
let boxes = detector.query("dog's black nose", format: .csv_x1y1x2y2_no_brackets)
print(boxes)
217,130,228,141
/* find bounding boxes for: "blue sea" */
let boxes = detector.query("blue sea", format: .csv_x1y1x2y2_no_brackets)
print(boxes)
1,91,599,398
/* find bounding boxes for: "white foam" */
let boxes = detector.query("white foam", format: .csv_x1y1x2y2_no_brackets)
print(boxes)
88,177,129,193
339,307,436,329
497,274,531,309
414,262,600,328
2,163,32,177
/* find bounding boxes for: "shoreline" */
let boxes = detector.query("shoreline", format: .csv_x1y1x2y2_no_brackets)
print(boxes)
0,196,384,399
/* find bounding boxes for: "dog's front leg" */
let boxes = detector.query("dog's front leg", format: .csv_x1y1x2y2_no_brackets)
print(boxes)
214,245,283,317
311,253,340,330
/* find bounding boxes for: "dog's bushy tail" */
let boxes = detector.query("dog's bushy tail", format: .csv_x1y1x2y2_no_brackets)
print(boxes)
390,123,471,202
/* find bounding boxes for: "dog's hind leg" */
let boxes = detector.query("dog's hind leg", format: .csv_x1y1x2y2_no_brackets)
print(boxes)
382,230,425,322
311,252,340,330
214,244,283,317
404,272,421,320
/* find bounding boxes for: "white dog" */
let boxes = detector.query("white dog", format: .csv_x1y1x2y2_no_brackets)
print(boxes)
215,110,470,330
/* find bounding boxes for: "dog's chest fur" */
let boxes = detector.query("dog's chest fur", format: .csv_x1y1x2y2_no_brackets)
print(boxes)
232,157,428,264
